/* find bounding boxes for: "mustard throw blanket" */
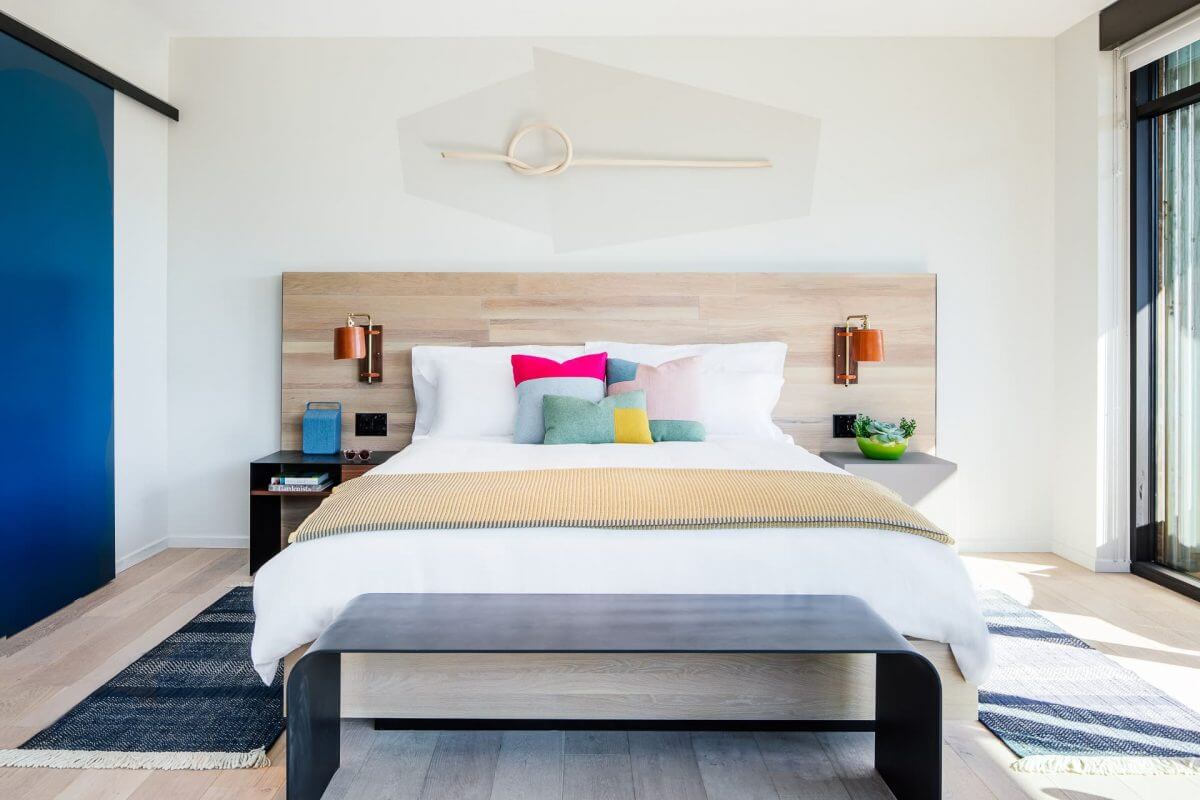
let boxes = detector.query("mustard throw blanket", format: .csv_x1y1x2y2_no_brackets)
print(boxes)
288,468,951,546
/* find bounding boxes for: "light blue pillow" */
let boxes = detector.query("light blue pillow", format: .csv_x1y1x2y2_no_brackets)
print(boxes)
514,377,604,443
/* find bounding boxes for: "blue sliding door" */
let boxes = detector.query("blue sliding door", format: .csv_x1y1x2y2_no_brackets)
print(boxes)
0,32,115,635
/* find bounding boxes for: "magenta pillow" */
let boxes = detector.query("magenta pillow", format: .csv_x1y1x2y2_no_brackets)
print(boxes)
511,352,607,384
511,353,608,443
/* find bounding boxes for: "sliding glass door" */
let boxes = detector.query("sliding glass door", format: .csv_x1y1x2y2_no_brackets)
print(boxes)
1132,41,1200,592
1157,53,1200,577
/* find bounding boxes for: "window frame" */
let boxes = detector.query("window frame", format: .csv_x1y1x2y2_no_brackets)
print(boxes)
1128,56,1200,600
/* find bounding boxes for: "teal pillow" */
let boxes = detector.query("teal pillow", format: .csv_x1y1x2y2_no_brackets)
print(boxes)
542,391,654,445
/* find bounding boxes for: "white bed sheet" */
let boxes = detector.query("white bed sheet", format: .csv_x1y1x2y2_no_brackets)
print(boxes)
251,438,993,684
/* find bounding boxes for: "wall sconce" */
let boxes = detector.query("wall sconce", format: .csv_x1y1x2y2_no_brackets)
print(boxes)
333,313,383,384
833,314,884,386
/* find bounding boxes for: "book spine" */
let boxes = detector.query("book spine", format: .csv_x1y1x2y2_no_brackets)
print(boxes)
280,474,329,486
267,481,332,493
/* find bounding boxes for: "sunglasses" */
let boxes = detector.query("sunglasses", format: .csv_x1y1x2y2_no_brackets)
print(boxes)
343,449,372,462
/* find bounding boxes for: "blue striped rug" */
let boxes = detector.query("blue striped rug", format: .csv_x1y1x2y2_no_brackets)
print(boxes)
0,587,283,769
979,590,1200,775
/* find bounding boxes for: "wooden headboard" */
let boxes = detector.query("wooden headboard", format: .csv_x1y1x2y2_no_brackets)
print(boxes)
281,272,935,454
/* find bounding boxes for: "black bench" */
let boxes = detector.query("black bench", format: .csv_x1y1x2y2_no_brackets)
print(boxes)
286,593,941,800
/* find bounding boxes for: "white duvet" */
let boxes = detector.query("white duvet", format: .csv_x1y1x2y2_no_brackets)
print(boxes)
251,437,993,684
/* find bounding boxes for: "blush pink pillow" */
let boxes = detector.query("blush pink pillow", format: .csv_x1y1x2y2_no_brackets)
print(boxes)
606,356,705,441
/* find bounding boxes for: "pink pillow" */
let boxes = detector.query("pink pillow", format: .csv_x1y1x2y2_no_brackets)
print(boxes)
511,352,607,385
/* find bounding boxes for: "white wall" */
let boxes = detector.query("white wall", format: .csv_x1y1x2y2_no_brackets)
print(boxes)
167,37,1056,552
1052,15,1126,572
3,1,172,570
114,96,170,570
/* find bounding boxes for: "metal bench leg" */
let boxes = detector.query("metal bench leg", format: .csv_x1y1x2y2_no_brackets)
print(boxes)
286,651,341,800
875,652,942,800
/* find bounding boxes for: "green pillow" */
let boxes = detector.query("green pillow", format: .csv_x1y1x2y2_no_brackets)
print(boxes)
542,391,654,445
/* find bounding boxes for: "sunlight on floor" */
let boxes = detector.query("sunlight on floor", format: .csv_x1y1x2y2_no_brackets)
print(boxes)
962,552,1200,715
961,553,1055,606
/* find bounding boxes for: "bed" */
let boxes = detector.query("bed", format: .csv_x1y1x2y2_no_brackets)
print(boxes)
258,271,985,722
252,436,991,720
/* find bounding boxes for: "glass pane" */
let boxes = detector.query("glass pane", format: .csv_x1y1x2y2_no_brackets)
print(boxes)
1161,40,1200,96
1155,95,1200,577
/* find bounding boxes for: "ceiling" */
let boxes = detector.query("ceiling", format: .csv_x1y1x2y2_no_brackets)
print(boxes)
129,0,1113,39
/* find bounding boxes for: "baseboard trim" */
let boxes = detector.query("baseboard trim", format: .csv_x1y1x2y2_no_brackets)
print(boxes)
1050,543,1132,573
166,535,249,550
115,537,168,573
1053,541,1101,571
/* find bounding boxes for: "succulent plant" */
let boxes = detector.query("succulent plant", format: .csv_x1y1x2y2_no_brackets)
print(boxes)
852,414,917,443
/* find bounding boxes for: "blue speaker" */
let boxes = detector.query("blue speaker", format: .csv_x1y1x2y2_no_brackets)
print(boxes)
302,401,342,454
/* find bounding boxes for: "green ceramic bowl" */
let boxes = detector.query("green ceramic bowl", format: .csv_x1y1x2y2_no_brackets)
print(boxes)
856,435,908,460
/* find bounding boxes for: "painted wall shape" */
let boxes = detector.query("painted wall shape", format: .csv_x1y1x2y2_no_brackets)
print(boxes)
397,49,820,252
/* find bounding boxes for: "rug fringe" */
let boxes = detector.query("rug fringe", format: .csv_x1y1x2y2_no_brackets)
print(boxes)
0,747,270,770
1011,755,1200,775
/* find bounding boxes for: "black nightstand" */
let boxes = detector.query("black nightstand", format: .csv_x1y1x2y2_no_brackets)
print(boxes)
250,450,398,573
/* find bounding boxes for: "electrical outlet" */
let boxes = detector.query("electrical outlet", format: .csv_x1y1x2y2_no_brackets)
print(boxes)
833,414,858,438
355,412,388,437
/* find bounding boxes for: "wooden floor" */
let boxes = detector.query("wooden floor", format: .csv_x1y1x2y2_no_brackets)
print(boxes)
1,550,1199,799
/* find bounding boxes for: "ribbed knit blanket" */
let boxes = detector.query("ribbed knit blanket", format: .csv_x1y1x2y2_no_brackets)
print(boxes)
288,468,951,546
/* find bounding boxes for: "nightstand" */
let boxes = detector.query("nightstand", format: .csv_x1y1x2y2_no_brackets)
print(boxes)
820,451,958,536
250,450,398,573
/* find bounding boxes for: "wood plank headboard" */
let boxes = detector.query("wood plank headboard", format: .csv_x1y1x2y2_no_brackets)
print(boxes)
281,272,935,454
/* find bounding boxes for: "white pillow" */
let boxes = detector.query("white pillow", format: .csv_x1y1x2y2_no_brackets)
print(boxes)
584,341,789,442
705,372,787,441
412,345,584,438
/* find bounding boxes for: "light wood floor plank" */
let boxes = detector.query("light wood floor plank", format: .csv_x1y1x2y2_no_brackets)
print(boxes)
418,731,503,800
565,730,629,755
489,730,563,800
562,753,635,800
692,732,780,800
0,766,80,800
83,549,229,621
52,768,149,800
627,731,709,800
196,767,276,800
127,768,219,800
320,720,375,800
814,732,892,800
755,731,851,800
342,729,437,800
941,742,998,800
942,721,1049,800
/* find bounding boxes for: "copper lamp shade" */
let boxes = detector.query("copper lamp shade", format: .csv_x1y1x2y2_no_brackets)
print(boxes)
853,328,885,362
834,314,884,386
333,325,366,360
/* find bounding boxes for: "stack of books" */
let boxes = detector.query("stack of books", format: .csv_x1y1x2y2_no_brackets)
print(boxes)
268,472,332,493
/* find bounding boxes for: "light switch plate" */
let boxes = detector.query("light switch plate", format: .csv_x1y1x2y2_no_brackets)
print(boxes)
833,414,858,438
355,413,387,437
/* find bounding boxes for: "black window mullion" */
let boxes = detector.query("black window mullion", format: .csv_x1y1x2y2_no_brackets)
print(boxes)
1130,61,1158,565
